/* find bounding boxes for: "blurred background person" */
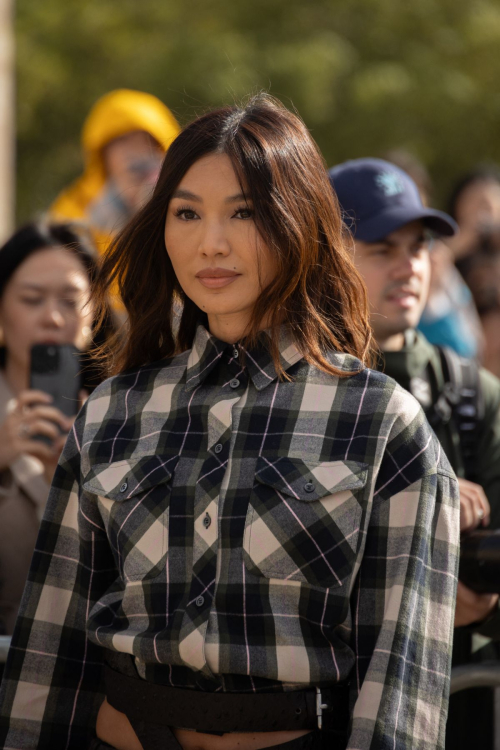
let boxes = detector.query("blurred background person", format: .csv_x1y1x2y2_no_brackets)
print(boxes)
0,220,113,635
479,301,500,378
445,166,500,376
329,157,500,750
50,89,180,254
456,236,500,377
448,164,500,264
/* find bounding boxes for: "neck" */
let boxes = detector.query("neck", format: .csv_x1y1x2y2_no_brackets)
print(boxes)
377,332,405,352
207,310,273,344
3,355,28,396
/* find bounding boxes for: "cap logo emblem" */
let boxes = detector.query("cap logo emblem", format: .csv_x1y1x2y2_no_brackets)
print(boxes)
375,171,404,197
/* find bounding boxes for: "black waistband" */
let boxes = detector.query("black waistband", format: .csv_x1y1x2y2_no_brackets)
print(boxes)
103,662,349,736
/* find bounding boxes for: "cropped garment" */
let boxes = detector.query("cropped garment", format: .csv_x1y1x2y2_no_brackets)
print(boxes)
0,325,459,749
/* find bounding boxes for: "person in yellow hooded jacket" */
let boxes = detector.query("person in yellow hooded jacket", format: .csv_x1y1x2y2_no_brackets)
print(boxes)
51,89,181,256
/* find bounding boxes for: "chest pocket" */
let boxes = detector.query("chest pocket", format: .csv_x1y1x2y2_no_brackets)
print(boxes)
243,456,368,588
83,453,179,582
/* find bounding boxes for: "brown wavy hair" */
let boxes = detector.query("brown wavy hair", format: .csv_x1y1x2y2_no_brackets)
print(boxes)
93,94,374,377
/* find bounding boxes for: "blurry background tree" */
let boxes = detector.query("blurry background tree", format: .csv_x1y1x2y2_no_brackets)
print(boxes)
15,0,500,222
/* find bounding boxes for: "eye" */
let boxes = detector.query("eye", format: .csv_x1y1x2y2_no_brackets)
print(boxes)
60,298,79,310
233,206,254,220
411,240,429,255
20,297,42,306
174,206,199,221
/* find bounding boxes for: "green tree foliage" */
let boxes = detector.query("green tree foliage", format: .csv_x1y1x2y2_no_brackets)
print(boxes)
16,0,500,221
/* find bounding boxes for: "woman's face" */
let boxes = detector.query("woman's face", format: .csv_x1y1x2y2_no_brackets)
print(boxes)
104,130,164,214
455,179,500,230
0,246,94,372
164,153,277,340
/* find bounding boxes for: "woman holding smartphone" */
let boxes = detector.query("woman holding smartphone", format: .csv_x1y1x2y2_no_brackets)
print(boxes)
0,97,459,749
0,222,104,634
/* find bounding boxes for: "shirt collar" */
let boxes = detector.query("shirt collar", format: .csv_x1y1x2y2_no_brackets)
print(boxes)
185,324,303,391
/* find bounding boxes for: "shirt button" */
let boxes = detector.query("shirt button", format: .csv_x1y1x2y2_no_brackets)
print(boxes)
214,443,223,454
304,482,315,493
229,379,240,389
195,596,205,607
203,513,211,529
120,481,128,493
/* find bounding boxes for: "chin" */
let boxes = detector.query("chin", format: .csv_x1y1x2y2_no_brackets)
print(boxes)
403,312,422,331
385,308,420,332
195,296,251,317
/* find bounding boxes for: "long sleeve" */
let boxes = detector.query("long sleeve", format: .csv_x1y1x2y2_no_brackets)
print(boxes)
0,407,119,749
347,437,460,750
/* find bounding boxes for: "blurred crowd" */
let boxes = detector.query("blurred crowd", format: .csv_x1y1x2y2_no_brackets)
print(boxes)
2,87,500,745
0,89,180,635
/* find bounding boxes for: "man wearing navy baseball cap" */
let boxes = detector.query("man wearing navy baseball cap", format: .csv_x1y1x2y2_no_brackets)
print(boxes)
330,157,500,750
329,158,457,350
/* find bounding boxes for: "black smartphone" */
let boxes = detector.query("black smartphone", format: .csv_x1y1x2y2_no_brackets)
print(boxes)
29,345,82,439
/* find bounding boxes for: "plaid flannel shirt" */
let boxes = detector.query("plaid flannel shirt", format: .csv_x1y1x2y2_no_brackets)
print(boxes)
0,324,459,750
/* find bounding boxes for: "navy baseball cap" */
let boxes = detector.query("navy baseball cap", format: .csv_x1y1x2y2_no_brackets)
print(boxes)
328,158,457,242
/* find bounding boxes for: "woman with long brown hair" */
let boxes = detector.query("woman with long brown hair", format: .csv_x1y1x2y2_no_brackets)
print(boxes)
0,95,459,750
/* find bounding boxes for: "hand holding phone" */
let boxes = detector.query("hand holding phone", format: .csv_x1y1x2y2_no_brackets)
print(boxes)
0,390,73,473
29,344,82,444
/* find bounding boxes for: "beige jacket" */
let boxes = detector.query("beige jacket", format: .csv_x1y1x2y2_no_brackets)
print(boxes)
0,373,50,634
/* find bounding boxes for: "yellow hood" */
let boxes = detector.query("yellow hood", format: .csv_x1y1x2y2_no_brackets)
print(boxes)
51,89,181,224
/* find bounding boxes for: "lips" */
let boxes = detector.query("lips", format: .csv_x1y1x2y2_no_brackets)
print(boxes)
196,267,241,289
387,290,417,299
196,268,240,278
385,288,420,309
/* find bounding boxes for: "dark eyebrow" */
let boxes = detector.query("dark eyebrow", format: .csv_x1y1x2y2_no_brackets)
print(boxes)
170,189,250,204
19,283,83,293
372,232,427,248
369,239,392,247
171,189,202,202
19,283,45,291
225,192,249,204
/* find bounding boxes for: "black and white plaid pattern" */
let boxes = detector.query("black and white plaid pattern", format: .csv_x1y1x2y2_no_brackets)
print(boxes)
0,325,459,749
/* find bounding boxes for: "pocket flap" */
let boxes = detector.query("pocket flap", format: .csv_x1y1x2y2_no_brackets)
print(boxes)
82,453,179,500
255,456,368,501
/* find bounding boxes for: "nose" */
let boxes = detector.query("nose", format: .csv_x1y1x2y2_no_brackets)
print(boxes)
41,301,65,328
198,219,231,259
390,249,419,280
142,163,161,187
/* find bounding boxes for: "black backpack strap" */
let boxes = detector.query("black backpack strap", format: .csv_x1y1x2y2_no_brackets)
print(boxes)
436,347,483,483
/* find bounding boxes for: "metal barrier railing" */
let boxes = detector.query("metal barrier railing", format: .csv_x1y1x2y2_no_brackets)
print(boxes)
450,662,500,694
450,663,500,750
